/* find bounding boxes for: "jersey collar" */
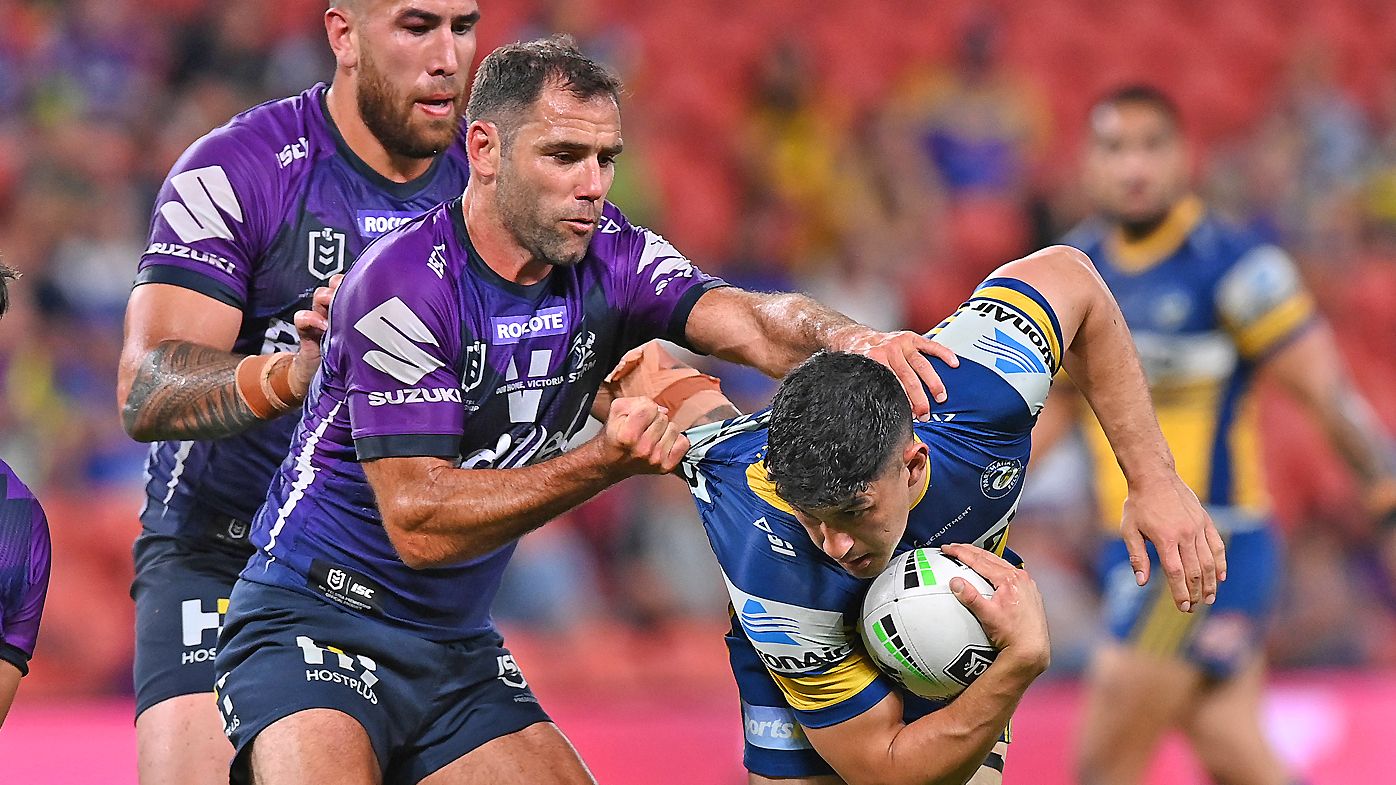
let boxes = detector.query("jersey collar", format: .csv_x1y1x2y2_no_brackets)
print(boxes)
1107,195,1205,273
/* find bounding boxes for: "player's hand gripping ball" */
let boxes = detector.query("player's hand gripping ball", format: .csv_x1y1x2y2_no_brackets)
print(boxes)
860,547,999,700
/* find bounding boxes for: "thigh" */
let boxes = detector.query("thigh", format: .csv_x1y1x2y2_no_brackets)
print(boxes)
249,708,380,785
215,580,425,785
136,693,235,785
391,633,557,784
417,722,594,785
1182,655,1291,785
131,534,244,717
1076,643,1202,785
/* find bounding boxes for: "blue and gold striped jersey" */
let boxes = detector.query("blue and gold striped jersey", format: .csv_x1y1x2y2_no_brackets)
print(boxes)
680,278,1063,727
1064,197,1315,529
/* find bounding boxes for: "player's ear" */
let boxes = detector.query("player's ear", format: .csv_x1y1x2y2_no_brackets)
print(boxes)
325,7,358,70
904,440,928,489
466,121,502,179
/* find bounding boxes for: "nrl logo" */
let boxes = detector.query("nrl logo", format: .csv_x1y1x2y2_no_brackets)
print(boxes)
308,227,346,280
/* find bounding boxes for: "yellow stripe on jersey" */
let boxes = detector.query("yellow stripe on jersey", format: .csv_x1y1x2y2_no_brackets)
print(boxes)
768,649,885,713
1084,380,1268,529
971,286,1062,371
1108,196,1205,273
1231,291,1314,359
747,460,796,515
748,439,932,516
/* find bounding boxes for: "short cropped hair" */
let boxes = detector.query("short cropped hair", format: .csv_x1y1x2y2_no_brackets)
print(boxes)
0,262,19,319
466,35,622,146
766,352,913,510
1091,83,1182,131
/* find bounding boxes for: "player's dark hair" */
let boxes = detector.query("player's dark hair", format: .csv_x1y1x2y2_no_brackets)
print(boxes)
1091,84,1182,130
0,262,18,319
466,35,622,148
766,352,913,511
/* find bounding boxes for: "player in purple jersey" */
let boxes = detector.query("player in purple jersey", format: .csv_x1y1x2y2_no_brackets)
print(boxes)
0,264,53,728
116,2,479,782
214,37,957,785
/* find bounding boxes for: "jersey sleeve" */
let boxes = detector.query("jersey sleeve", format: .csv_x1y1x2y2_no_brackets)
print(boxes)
923,276,1064,423
335,239,466,461
1214,244,1316,360
681,414,897,728
134,125,282,308
602,204,728,351
0,498,50,676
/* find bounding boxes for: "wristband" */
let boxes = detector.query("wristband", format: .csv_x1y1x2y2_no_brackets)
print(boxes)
235,353,299,419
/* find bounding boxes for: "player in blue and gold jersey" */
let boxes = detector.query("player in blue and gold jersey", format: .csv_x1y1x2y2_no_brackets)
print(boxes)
610,244,1224,784
1045,85,1396,785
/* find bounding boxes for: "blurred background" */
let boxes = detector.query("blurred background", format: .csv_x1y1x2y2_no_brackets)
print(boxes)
2,0,1395,781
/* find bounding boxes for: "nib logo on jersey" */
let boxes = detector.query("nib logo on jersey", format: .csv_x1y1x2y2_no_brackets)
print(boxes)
298,636,380,704
726,578,854,675
180,597,229,665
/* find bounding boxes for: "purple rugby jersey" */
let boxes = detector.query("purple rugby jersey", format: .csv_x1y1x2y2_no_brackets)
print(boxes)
134,83,471,544
0,460,51,675
243,198,726,639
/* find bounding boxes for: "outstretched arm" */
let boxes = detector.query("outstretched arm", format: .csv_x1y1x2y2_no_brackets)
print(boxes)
993,246,1225,612
682,287,958,420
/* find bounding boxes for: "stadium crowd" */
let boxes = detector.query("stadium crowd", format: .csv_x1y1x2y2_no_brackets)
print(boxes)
2,0,1396,699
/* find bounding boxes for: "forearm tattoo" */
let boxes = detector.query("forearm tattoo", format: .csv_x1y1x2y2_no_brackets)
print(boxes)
122,341,261,441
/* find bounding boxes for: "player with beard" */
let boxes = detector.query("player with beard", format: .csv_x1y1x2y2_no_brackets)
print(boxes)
1038,85,1396,785
0,263,53,728
212,37,958,785
117,3,479,783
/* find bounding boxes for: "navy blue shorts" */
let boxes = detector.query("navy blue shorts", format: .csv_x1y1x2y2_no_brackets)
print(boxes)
1098,525,1280,679
725,614,1007,779
214,579,550,785
131,532,249,716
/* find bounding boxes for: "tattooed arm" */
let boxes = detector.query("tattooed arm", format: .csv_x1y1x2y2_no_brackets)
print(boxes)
117,283,333,441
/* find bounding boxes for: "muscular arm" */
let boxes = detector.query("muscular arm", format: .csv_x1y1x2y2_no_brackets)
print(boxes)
117,284,257,441
1259,325,1396,491
0,661,21,728
364,397,687,569
118,280,333,442
683,287,957,416
995,246,1224,610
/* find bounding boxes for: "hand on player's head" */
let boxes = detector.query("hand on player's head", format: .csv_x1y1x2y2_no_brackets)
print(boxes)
599,396,690,476
941,543,1050,673
834,328,958,420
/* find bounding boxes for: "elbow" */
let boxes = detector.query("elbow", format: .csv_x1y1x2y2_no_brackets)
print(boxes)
383,511,444,570
120,400,158,442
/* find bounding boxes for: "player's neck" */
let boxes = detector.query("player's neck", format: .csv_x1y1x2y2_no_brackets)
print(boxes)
325,83,435,184
459,186,555,286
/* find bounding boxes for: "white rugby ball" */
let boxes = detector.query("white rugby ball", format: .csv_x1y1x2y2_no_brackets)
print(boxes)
859,547,999,700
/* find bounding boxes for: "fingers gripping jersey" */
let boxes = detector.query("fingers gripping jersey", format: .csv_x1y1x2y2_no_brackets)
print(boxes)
134,83,472,541
681,278,1062,727
244,198,725,639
